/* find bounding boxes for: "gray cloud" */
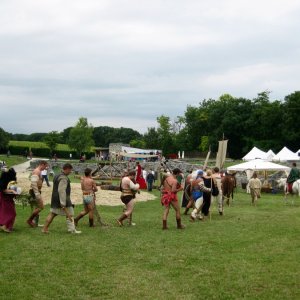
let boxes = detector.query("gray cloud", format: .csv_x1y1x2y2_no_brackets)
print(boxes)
0,0,300,134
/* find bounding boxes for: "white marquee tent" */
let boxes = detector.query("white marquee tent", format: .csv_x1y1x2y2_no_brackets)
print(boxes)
272,147,300,162
242,147,267,161
227,159,290,179
263,149,276,161
228,159,290,172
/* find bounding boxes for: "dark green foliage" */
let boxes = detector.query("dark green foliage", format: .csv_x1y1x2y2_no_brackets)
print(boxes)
281,91,300,150
68,117,94,154
7,144,93,159
8,145,29,156
43,131,61,155
93,126,141,147
174,91,299,158
10,132,47,141
60,127,73,144
0,127,10,152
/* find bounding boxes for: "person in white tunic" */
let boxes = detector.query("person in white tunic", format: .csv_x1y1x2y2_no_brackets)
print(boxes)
248,172,262,206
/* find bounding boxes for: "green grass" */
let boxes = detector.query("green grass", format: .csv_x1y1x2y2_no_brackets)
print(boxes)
0,155,27,167
9,140,71,151
1,190,300,299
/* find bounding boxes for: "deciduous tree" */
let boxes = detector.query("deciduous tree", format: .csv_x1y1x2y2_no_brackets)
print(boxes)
68,117,94,155
0,127,10,151
44,131,61,155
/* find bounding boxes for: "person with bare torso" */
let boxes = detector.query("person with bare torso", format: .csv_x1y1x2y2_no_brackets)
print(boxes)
74,168,98,227
161,168,185,230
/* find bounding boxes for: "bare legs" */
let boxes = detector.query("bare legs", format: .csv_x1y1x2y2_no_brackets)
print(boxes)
74,202,95,227
117,200,135,226
42,212,57,233
162,201,185,229
27,200,44,227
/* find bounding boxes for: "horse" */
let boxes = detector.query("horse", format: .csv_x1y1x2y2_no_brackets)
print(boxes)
222,173,236,206
277,178,300,205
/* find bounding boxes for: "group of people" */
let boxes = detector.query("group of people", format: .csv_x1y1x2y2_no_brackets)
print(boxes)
160,167,223,229
135,161,156,191
29,161,103,234
1,159,299,234
0,161,84,234
0,159,145,234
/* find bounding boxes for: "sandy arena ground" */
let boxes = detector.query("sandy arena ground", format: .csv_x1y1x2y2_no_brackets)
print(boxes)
16,171,157,206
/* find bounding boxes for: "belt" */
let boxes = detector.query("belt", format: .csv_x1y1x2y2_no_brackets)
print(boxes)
83,192,93,195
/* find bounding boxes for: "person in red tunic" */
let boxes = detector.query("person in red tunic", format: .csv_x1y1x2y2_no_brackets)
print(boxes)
161,168,185,230
135,162,147,189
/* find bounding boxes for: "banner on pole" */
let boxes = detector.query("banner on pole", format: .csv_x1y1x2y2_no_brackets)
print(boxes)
216,140,228,169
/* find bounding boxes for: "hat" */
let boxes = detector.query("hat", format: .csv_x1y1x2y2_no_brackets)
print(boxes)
197,170,204,177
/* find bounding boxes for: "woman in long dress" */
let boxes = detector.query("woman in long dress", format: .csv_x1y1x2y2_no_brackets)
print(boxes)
0,168,18,233
135,162,147,189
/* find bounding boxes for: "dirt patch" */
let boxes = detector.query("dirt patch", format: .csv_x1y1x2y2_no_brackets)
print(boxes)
16,172,157,206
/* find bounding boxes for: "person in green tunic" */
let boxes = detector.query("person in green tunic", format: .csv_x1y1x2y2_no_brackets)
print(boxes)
287,162,300,193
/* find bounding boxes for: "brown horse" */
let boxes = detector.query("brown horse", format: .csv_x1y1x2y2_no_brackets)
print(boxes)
222,173,236,206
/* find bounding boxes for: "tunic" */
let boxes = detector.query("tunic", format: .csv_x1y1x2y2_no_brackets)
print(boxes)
50,173,74,216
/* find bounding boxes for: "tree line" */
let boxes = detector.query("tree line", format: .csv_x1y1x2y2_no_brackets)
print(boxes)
131,91,300,158
0,118,142,156
0,91,299,158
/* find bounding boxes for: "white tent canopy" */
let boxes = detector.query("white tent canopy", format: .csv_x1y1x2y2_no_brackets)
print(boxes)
272,147,300,162
228,159,290,180
242,147,267,161
228,159,291,172
263,149,276,161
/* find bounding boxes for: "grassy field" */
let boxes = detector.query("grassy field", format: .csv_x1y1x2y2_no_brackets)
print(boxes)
8,140,71,151
0,155,27,167
1,188,300,300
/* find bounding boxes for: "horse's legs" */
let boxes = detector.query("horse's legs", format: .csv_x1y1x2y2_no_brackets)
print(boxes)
225,195,230,206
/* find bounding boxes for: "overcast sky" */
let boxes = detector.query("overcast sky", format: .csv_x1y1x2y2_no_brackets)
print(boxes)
0,0,299,134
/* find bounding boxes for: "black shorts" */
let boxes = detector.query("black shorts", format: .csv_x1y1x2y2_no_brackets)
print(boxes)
120,195,134,205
